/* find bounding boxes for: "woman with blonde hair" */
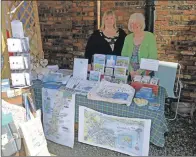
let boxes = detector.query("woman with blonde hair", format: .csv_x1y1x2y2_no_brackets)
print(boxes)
85,10,127,70
121,13,157,78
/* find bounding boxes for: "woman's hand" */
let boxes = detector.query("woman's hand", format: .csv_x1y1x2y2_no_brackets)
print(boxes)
88,64,92,71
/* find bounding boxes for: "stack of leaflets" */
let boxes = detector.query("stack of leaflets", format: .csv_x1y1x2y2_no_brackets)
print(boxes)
93,54,105,74
113,56,130,84
91,54,130,84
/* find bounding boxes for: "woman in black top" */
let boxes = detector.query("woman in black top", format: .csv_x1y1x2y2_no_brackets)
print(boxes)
85,10,127,70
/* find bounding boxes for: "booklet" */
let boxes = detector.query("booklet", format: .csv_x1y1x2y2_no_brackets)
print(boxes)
93,54,106,65
114,66,127,76
106,55,117,67
93,63,105,74
89,71,101,82
114,75,128,84
116,56,129,68
105,67,114,76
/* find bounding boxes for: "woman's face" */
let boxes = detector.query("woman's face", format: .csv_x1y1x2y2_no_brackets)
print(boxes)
104,15,115,28
130,21,142,33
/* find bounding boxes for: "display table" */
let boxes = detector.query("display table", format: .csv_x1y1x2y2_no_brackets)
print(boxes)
32,80,168,147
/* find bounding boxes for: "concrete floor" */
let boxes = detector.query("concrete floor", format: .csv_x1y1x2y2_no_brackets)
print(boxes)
47,110,196,156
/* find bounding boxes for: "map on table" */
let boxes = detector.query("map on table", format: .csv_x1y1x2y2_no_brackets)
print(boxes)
42,88,75,148
78,106,151,156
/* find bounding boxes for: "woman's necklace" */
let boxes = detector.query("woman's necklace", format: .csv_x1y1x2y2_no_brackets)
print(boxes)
103,28,117,37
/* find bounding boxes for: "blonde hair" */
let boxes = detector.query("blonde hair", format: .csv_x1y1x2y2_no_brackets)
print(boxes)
100,10,117,31
128,13,146,32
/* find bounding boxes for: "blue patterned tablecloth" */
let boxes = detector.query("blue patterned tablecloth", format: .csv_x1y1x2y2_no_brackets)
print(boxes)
32,80,168,147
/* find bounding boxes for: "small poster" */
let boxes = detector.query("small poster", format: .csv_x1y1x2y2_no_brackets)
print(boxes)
93,54,106,65
89,71,101,82
116,56,130,68
106,55,116,67
114,66,127,76
105,67,113,76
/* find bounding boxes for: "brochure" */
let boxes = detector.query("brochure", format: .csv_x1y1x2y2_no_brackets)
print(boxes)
106,55,116,67
113,75,128,84
116,56,129,68
103,75,113,82
104,67,113,76
93,63,105,74
114,66,127,76
93,54,106,65
89,71,101,82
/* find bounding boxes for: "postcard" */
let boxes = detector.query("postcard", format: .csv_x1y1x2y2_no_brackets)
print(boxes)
116,56,129,68
103,75,113,82
141,76,151,84
104,67,113,76
89,71,101,82
93,54,106,65
150,77,159,85
93,63,105,74
114,66,127,76
106,55,116,67
11,73,26,86
9,56,25,70
114,75,128,84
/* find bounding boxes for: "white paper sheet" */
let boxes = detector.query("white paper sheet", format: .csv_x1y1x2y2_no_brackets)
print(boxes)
2,100,26,128
73,58,88,79
140,58,159,71
19,117,50,156
42,88,75,148
78,106,151,156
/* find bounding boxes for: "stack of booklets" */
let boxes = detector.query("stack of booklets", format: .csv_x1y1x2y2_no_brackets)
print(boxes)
90,54,130,84
113,56,129,84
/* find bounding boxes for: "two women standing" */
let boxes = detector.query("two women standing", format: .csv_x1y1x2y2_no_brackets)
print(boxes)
85,10,158,78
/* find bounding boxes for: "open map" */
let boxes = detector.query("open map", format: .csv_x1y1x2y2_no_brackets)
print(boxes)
42,88,75,148
78,106,151,156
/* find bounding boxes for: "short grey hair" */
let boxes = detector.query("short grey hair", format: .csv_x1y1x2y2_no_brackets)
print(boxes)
128,13,146,32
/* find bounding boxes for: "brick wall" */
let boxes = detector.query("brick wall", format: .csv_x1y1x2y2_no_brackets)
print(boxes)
155,1,196,103
38,1,96,69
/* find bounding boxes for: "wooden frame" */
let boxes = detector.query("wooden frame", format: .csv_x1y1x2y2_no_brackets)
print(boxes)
1,1,43,78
